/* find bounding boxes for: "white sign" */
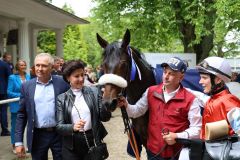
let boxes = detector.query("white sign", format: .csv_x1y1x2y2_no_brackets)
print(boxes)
143,53,196,68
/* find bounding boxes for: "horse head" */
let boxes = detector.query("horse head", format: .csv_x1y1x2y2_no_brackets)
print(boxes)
97,29,132,111
97,29,155,147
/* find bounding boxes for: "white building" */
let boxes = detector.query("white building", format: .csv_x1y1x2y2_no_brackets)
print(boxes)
226,57,240,72
0,0,89,70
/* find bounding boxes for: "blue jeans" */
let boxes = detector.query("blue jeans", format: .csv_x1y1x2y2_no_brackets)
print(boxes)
11,113,17,144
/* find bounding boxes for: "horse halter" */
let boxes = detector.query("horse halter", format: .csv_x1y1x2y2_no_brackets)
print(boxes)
104,87,126,112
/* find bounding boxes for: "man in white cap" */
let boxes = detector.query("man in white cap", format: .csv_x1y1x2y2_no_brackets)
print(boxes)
118,57,202,160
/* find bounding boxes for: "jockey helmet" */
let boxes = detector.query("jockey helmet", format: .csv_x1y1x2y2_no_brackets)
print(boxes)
196,56,232,83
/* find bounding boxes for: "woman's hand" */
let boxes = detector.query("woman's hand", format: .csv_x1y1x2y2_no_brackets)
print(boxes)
73,119,86,132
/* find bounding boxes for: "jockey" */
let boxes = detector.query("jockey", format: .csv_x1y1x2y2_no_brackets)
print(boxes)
196,56,240,139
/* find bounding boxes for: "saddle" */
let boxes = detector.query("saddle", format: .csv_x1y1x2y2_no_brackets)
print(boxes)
176,135,240,160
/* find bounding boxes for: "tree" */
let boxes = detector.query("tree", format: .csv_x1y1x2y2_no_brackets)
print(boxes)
92,0,240,63
37,30,56,54
37,3,95,65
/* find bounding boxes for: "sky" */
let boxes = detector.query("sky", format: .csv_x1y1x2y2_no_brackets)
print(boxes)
51,0,95,18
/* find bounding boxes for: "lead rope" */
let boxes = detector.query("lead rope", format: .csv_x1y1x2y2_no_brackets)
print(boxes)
118,89,141,160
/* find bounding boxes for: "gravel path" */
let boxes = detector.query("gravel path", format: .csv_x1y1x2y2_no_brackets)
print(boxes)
103,108,147,160
0,109,147,160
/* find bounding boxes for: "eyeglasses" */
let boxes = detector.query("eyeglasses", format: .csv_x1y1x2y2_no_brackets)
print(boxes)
198,61,231,79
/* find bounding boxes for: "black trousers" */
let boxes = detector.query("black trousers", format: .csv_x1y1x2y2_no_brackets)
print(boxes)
0,94,9,133
62,130,94,160
31,129,62,160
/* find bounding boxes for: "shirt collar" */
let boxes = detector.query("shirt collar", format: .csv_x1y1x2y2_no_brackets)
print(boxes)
71,88,83,97
162,85,180,97
36,76,53,85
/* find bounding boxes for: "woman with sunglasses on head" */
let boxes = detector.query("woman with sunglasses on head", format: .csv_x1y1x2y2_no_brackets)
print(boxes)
56,60,111,160
196,56,240,140
7,60,31,154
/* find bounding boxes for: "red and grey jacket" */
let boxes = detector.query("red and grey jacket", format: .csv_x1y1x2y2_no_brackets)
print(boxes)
201,89,240,139
147,84,195,158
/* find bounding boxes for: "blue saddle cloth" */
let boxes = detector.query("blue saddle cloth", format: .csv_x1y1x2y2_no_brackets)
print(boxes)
154,68,203,92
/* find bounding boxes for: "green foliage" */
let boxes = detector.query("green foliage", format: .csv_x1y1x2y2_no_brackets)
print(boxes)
37,3,98,66
79,18,104,67
38,0,240,66
63,25,88,62
37,30,56,54
92,0,240,61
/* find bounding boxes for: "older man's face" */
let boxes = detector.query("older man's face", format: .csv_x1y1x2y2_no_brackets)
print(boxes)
162,66,184,91
35,56,52,82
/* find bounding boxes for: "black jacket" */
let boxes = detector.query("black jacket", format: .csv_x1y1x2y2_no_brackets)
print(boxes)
56,86,111,150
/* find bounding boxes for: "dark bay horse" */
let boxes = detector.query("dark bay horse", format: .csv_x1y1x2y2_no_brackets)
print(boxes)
97,29,156,148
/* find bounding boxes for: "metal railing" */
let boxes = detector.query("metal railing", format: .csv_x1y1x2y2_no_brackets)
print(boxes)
0,98,20,105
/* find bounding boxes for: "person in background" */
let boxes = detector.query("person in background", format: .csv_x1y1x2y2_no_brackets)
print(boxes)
7,60,31,154
0,58,11,136
117,57,202,160
30,65,36,79
51,56,62,75
231,72,238,82
56,60,111,160
236,72,240,83
96,65,104,81
3,53,14,73
15,53,69,160
59,57,64,71
196,56,240,140
85,65,95,83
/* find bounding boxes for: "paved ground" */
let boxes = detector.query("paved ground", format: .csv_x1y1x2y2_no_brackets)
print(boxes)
0,108,147,160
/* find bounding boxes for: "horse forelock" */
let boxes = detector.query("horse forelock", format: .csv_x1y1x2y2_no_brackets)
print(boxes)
103,42,126,73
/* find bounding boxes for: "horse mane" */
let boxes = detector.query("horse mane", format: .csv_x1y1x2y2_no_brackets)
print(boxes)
130,46,153,71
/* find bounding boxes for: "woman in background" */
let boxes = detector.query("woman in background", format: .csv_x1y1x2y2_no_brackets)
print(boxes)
7,60,30,153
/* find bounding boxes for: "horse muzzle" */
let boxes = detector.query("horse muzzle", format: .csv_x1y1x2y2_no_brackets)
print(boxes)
102,98,118,112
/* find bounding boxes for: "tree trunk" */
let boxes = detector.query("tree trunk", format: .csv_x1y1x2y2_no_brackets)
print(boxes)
173,0,216,63
194,0,216,63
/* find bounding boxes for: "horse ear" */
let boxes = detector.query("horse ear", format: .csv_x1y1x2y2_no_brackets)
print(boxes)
121,29,131,49
96,33,108,48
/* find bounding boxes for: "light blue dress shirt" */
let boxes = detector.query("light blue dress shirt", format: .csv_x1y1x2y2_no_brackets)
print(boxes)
34,78,56,128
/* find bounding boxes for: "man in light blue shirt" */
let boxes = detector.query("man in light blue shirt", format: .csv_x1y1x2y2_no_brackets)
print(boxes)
15,53,69,160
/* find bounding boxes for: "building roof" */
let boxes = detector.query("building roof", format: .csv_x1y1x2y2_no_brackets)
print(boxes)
33,0,89,24
0,0,89,29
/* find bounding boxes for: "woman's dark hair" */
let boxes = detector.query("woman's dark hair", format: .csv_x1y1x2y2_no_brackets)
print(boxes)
62,60,86,83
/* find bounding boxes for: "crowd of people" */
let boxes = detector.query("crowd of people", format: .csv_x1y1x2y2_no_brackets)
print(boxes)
0,52,240,160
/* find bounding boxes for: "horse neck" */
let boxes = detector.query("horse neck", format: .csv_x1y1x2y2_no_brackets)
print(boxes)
126,57,156,104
